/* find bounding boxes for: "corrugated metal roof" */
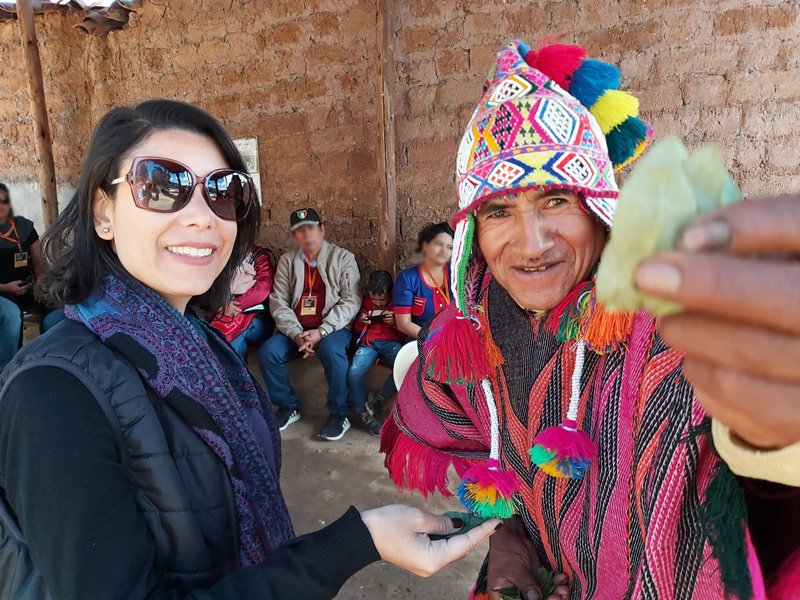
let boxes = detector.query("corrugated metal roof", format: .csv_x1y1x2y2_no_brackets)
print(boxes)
0,0,141,35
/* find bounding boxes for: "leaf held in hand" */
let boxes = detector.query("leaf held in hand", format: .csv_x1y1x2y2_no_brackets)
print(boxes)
596,136,742,316
428,511,489,540
534,566,556,596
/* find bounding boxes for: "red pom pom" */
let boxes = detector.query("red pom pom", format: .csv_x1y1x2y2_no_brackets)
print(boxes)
525,43,587,90
425,313,491,384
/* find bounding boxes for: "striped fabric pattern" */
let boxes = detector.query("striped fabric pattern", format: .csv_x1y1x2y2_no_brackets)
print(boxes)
392,280,763,599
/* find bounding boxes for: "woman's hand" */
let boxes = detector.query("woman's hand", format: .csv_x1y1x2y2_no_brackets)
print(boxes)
487,516,569,600
634,195,800,449
360,504,500,577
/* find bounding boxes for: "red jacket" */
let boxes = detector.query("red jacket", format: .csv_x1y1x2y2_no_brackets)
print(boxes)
211,246,275,341
353,297,405,346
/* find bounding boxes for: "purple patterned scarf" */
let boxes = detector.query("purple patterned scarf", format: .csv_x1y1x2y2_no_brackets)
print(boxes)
65,275,294,566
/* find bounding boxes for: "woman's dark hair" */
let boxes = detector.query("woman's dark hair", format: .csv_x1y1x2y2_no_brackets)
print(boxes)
39,99,260,314
366,270,393,295
416,221,454,252
0,183,16,218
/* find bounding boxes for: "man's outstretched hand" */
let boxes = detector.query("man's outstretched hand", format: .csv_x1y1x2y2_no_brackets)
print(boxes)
635,195,800,450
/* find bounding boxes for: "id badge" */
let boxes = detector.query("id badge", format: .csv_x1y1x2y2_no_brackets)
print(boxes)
300,296,317,316
13,252,29,269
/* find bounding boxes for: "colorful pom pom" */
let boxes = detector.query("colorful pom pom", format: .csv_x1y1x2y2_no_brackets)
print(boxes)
590,89,639,134
606,116,650,168
458,459,520,518
425,312,491,384
615,129,653,172
525,43,587,90
530,420,597,480
569,59,622,108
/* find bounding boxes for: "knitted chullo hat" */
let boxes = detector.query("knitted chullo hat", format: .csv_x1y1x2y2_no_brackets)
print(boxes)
425,40,652,517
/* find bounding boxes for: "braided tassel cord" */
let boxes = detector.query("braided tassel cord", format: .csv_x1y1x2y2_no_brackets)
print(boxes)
530,340,597,479
458,379,520,518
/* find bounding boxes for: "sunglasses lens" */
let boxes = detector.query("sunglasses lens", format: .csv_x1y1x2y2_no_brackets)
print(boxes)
205,171,253,221
133,159,193,212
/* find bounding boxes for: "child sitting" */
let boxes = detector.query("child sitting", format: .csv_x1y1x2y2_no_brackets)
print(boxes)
348,270,405,436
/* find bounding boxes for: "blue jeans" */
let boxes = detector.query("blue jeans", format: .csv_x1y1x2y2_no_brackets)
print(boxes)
348,339,402,413
230,316,274,359
258,328,352,416
0,296,22,371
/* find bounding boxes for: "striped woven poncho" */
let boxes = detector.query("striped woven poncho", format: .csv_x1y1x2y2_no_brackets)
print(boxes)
381,278,787,600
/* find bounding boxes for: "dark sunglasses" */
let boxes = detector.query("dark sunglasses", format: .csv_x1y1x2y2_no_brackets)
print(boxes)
111,157,255,222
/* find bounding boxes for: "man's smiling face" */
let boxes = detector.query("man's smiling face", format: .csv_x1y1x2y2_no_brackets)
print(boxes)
476,188,607,311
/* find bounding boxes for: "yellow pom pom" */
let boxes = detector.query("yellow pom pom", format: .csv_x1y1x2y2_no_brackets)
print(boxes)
591,90,639,134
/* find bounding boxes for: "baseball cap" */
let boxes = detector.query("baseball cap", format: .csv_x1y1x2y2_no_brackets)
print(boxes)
290,208,322,231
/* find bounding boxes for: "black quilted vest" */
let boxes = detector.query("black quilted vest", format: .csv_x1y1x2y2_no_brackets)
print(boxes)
0,320,240,598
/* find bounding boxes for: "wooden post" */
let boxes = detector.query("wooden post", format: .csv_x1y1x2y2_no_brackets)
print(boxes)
375,0,397,274
17,0,59,229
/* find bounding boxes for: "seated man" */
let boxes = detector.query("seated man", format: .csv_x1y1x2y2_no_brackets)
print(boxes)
260,208,361,441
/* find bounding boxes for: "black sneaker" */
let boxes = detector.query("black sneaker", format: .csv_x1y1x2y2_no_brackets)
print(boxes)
365,392,386,418
362,411,383,437
276,407,300,432
318,415,351,441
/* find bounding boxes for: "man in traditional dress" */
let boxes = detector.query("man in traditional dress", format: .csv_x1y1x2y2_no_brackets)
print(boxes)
381,41,799,600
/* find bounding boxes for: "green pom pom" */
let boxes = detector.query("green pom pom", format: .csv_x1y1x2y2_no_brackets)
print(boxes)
471,496,516,519
530,445,556,466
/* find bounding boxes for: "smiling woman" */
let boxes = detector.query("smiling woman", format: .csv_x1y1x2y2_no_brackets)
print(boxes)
0,99,499,600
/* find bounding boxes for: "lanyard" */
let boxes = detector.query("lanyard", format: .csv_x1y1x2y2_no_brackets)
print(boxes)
0,219,21,250
422,265,451,306
305,260,318,298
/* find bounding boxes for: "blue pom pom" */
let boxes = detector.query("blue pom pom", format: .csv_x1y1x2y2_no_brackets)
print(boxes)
605,116,649,166
569,59,622,108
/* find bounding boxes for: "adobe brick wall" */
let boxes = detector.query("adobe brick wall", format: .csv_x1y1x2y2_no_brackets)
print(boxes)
1,0,384,272
391,0,800,263
2,0,799,272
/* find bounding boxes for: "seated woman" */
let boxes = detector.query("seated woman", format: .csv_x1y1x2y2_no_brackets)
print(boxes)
0,183,64,370
0,99,498,599
392,222,454,341
210,244,275,359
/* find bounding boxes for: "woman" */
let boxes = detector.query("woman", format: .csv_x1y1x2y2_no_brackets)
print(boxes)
210,244,275,358
0,183,64,369
393,222,454,340
0,100,498,599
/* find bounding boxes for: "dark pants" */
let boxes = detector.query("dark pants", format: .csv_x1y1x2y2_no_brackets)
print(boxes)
347,340,402,413
230,316,274,360
258,329,352,417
